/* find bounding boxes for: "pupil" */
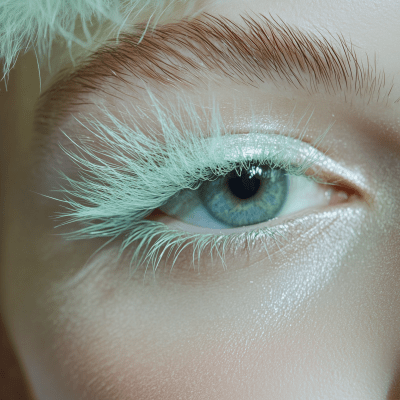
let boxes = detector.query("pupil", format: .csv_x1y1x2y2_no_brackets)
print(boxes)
227,169,261,200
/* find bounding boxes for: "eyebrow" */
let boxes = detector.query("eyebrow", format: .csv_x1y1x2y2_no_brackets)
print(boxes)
34,13,394,135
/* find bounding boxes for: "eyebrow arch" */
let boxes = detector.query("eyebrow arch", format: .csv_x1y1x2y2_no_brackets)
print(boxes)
34,13,394,135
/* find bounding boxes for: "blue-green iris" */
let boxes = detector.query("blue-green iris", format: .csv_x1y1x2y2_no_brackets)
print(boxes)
199,163,288,227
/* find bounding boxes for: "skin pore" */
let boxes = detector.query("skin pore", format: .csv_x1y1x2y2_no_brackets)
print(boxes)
1,0,400,399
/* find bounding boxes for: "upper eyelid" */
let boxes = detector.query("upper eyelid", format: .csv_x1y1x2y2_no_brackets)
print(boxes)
50,107,368,233
40,89,372,205
33,13,395,142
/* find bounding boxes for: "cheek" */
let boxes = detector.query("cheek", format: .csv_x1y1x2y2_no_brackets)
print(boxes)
24,206,398,400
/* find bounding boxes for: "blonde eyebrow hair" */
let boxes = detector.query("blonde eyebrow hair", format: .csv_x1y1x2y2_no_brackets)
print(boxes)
34,13,394,135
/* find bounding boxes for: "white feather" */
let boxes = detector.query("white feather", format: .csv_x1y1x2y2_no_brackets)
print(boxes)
0,0,189,84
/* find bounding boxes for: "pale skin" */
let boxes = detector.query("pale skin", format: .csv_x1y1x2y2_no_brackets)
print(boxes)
1,0,400,399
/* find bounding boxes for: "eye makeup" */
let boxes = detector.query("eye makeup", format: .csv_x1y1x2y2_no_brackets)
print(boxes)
44,92,361,277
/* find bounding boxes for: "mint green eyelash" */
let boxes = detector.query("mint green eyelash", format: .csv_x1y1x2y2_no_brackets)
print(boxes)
50,94,331,276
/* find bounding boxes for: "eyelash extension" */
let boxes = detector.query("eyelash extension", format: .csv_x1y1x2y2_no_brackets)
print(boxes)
49,92,333,277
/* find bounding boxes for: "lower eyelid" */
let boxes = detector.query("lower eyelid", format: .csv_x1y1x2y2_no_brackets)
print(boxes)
135,199,366,279
133,174,362,273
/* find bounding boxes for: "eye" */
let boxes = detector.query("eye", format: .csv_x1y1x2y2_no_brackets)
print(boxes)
51,103,361,272
158,161,346,231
